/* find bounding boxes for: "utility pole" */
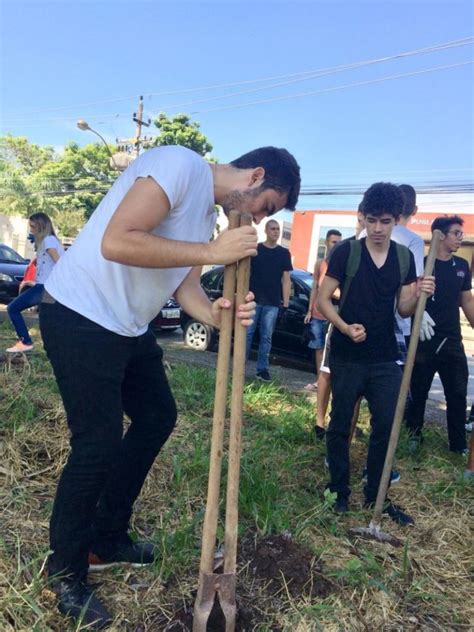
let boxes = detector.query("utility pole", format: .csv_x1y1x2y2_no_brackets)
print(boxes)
116,95,153,159
132,95,152,156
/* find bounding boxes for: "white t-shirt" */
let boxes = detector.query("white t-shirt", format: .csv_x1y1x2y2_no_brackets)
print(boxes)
46,146,216,336
359,223,424,335
35,235,64,284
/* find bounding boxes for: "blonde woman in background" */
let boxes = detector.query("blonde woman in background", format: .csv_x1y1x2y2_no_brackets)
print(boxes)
6,212,64,352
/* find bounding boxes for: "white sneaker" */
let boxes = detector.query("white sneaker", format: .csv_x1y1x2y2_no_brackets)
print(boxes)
6,341,33,353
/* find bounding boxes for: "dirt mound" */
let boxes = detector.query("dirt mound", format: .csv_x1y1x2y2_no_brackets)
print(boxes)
157,533,333,631
250,533,333,598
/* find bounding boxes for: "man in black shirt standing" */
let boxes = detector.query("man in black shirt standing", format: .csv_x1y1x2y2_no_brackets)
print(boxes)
317,182,434,524
407,216,474,454
246,219,292,381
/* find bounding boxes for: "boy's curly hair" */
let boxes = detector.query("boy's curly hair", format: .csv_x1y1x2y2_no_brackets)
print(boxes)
360,182,404,220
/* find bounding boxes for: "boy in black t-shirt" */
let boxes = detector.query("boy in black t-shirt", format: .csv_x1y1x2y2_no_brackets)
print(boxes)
317,182,435,525
407,216,474,453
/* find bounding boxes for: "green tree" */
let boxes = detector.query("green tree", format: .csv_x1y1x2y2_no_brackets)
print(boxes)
0,134,55,175
151,113,213,156
0,115,218,238
0,136,116,236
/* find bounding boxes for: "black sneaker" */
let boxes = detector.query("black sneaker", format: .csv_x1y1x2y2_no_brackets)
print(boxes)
334,497,349,513
314,426,326,441
89,533,156,571
49,576,112,630
256,370,272,382
364,500,414,526
383,501,415,526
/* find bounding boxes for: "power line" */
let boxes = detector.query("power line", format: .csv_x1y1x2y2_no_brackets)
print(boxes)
191,61,473,114
150,37,474,113
2,57,471,130
2,36,472,122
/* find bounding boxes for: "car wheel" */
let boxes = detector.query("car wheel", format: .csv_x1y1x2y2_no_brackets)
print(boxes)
184,320,216,351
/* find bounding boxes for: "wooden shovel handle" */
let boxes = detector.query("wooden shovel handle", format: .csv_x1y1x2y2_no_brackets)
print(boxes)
198,210,241,575
224,212,252,575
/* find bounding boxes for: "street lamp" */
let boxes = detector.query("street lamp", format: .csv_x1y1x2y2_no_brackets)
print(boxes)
76,119,119,170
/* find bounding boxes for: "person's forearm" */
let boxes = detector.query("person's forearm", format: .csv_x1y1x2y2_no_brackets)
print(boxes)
282,277,291,306
175,281,215,327
462,302,474,328
317,296,348,335
102,231,213,269
307,285,317,315
398,294,418,318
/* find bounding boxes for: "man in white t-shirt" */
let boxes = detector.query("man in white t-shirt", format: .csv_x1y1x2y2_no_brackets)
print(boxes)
393,184,425,341
39,145,301,629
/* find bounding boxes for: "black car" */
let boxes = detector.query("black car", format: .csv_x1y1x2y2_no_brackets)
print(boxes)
0,244,28,304
180,266,314,360
150,297,182,332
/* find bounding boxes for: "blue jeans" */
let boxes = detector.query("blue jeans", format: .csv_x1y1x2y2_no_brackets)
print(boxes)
40,300,177,578
7,284,44,344
246,304,279,372
327,358,402,503
308,317,327,349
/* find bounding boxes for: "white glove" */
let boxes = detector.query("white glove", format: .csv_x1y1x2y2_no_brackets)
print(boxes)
419,311,435,342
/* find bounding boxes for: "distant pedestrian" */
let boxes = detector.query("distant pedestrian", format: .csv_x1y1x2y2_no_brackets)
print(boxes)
246,219,293,382
406,215,474,454
6,212,63,353
304,229,342,392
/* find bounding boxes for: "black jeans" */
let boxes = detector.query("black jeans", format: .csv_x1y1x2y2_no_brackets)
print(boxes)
326,358,402,503
406,336,468,452
40,301,177,578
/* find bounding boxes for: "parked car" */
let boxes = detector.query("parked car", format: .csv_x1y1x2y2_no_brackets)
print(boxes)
180,266,314,360
150,297,182,332
0,244,29,303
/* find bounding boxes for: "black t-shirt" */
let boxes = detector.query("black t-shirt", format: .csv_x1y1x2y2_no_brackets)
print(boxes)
425,255,471,340
249,243,293,306
326,238,416,363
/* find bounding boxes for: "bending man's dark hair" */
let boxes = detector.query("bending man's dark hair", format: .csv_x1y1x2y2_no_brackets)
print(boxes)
326,229,342,239
230,146,301,211
431,215,464,234
360,182,404,220
399,184,417,217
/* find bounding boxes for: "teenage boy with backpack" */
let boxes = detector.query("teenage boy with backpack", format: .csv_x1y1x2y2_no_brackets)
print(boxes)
317,182,435,525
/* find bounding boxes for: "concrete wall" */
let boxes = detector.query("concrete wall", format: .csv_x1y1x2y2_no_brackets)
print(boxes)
0,215,35,259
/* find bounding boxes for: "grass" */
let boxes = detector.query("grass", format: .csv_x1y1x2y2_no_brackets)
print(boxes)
0,320,473,630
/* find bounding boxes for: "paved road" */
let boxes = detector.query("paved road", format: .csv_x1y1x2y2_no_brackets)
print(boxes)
1,306,473,406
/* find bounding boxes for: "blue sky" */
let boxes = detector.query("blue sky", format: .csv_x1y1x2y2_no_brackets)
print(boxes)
1,0,473,213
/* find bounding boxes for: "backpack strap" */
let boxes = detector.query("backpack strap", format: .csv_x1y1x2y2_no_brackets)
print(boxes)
395,242,410,285
394,242,411,309
338,239,362,313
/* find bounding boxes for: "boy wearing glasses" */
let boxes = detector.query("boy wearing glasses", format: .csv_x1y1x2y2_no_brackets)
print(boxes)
407,215,474,454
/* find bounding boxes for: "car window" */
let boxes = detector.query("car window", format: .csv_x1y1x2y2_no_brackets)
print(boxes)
0,245,25,263
202,268,223,291
289,280,296,299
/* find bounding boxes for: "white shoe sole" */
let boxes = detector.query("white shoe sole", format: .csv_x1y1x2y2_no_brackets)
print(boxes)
89,561,152,572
